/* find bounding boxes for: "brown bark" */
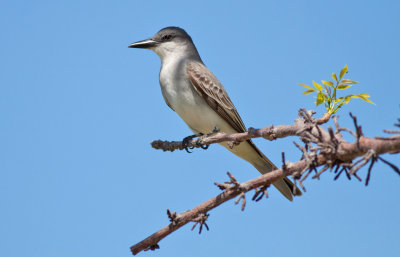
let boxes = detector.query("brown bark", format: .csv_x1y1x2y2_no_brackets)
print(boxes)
131,111,400,255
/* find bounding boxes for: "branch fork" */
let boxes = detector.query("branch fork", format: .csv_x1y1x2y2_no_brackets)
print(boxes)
130,111,400,255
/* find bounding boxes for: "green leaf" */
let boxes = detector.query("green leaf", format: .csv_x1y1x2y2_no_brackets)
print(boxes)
332,100,345,113
331,100,344,114
302,89,315,95
316,92,324,106
312,80,323,91
337,84,353,90
326,97,331,106
322,80,334,87
323,85,330,95
336,100,345,109
345,96,352,104
358,96,375,104
326,86,331,96
341,79,358,84
298,84,315,91
339,64,348,79
358,94,375,104
332,73,338,82
351,94,375,104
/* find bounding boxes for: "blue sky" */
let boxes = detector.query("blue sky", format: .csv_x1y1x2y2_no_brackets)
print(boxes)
1,1,399,257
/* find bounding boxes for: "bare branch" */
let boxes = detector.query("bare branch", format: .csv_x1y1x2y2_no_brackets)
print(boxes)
131,112,400,255
151,111,332,152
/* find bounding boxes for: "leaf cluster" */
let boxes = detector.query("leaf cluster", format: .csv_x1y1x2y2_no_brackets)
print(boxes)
299,65,374,114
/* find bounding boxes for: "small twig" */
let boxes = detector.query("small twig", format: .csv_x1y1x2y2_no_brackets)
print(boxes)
378,157,400,176
315,112,332,125
214,172,241,190
234,192,246,211
281,152,287,172
365,157,376,186
312,166,329,180
191,213,209,234
143,244,160,252
349,150,375,175
297,179,306,192
350,112,363,148
167,209,178,225
384,129,400,134
252,185,269,201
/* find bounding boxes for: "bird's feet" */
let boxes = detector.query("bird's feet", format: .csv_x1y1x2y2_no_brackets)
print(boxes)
182,133,202,153
182,127,220,153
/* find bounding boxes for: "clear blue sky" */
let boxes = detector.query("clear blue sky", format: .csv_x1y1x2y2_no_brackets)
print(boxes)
1,1,399,257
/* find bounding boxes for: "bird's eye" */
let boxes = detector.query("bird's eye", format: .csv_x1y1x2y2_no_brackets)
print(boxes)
162,35,172,41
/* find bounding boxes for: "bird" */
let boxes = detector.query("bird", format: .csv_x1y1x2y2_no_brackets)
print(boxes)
128,27,301,201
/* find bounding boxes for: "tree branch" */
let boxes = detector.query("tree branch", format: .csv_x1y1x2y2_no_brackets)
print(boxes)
131,111,400,255
151,109,327,152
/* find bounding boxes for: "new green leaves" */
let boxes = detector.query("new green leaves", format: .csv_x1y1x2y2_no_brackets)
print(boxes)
313,81,323,91
339,64,348,79
299,84,315,95
299,65,374,114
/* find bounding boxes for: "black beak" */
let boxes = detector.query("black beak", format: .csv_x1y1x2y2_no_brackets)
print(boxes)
128,39,157,49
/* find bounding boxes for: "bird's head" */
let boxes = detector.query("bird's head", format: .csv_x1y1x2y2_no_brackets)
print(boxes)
128,27,198,60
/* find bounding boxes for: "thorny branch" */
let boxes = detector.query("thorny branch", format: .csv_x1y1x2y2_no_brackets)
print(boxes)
131,110,400,255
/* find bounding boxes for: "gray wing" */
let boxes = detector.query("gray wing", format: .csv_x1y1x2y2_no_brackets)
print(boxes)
186,61,269,161
187,61,301,198
186,61,246,133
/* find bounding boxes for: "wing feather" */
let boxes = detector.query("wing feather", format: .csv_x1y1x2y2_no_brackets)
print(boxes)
186,61,246,133
186,61,272,162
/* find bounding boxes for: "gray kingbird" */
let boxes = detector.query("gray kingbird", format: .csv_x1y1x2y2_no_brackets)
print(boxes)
129,27,301,201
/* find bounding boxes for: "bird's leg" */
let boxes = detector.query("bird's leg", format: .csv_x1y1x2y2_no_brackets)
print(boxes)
182,133,203,153
195,127,220,150
182,127,220,153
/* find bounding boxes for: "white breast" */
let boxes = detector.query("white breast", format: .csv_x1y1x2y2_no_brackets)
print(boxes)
159,58,231,134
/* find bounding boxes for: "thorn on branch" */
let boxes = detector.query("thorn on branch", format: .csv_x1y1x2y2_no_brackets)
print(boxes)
334,167,344,180
167,209,178,226
297,179,306,192
365,157,377,186
191,213,209,234
383,129,400,134
294,141,307,160
349,149,376,176
350,112,363,148
312,166,329,180
144,244,160,252
227,140,241,149
281,152,288,174
334,114,358,138
292,179,299,195
298,169,311,191
294,141,318,176
353,172,362,181
214,172,241,191
235,192,246,211
395,118,400,128
252,185,269,202
299,108,315,123
378,157,400,176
